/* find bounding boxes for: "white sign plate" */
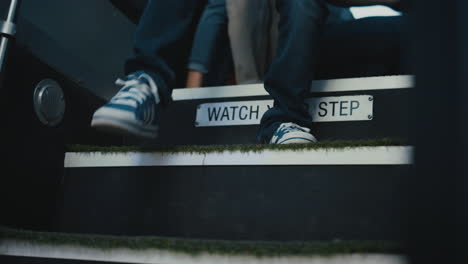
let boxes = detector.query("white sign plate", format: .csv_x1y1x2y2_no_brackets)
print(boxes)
195,95,373,127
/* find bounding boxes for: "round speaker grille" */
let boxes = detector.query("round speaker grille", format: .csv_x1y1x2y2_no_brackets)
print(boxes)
33,79,66,126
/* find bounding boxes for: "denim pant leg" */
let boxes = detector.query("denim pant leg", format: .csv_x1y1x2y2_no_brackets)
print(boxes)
257,0,328,143
188,0,232,86
188,0,227,74
316,16,406,79
125,0,206,105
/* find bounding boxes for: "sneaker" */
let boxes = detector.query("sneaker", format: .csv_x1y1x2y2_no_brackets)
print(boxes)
91,72,160,139
269,122,318,144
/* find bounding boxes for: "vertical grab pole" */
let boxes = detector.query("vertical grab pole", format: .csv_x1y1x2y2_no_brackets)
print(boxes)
0,0,20,74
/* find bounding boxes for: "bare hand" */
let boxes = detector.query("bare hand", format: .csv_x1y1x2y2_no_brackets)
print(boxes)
186,71,204,88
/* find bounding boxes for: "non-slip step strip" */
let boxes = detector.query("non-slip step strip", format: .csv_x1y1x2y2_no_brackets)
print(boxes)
0,240,407,264
172,75,414,101
65,146,413,168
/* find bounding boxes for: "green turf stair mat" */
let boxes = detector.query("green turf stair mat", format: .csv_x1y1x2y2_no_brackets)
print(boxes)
0,226,408,264
67,138,405,154
65,139,411,167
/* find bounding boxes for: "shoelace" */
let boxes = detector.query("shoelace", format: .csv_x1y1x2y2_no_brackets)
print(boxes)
112,74,160,124
278,123,311,134
113,79,145,105
114,73,160,105
271,123,312,144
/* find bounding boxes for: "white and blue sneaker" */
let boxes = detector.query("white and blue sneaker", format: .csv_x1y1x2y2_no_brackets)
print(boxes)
91,72,160,139
270,122,318,144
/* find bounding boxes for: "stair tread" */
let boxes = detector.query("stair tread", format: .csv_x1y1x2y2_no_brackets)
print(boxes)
172,75,414,101
65,139,412,168
67,139,405,153
0,226,406,257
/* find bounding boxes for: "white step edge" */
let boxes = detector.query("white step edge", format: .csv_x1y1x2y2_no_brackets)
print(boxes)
172,75,414,101
64,146,413,168
0,240,409,264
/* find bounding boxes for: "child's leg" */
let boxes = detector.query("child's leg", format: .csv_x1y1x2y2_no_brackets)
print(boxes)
187,0,228,88
258,0,328,143
125,0,205,101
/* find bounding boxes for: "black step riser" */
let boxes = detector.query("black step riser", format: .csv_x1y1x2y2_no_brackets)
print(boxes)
59,165,410,242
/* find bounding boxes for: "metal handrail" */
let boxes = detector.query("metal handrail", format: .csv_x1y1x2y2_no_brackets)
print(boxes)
0,0,20,74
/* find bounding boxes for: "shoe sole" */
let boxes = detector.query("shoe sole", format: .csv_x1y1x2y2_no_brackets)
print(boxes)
276,137,317,144
91,116,158,139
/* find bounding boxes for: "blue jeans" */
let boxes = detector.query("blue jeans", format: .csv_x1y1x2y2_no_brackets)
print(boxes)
188,0,232,86
125,0,404,142
125,0,206,105
257,0,329,143
188,0,227,72
256,0,405,143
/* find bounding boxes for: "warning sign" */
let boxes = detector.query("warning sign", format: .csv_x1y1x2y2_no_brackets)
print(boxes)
195,95,373,127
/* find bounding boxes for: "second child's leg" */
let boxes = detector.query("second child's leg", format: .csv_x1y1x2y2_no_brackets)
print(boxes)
226,0,273,84
187,0,228,88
